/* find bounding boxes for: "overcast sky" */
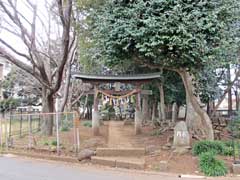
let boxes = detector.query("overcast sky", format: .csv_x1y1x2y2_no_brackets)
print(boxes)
0,0,59,63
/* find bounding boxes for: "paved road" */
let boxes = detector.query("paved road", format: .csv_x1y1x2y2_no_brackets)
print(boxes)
0,155,238,180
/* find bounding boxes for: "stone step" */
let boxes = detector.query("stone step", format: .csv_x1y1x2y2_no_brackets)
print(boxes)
96,148,145,157
91,156,145,170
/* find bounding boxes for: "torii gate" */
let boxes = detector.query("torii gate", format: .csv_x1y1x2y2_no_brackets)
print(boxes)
72,73,161,136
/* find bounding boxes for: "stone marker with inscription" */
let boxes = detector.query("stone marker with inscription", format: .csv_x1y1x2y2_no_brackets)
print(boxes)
172,121,190,153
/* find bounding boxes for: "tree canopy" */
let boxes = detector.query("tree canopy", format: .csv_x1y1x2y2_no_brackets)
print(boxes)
94,0,240,72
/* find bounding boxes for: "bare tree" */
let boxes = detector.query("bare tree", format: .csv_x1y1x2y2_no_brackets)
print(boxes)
0,0,75,135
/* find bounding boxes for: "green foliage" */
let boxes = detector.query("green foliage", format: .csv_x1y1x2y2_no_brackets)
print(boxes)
223,140,240,157
43,141,49,146
75,0,106,74
51,140,57,146
199,151,227,176
61,126,70,132
162,71,186,105
83,121,92,128
193,140,237,156
0,98,21,112
94,0,240,71
222,146,234,156
192,140,225,156
92,0,240,104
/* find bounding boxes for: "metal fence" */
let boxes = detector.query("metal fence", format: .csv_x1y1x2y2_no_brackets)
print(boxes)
0,111,80,156
228,113,240,164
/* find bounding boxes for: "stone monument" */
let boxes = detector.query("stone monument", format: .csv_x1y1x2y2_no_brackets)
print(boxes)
172,121,190,153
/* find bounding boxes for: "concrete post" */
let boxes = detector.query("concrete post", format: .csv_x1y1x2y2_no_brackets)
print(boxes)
135,87,142,134
135,110,142,135
172,102,178,123
158,102,162,121
142,95,149,123
92,85,100,136
92,110,100,136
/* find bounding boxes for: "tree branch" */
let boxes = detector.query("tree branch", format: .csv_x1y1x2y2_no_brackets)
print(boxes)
0,38,31,61
52,0,73,94
212,67,240,114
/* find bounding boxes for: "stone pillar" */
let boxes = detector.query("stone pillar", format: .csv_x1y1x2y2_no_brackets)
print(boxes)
158,102,162,120
135,110,142,134
135,87,142,134
92,85,100,136
142,95,149,123
92,110,100,136
171,102,178,123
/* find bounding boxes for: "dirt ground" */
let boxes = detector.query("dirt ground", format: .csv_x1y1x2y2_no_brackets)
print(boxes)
8,120,235,175
105,121,200,174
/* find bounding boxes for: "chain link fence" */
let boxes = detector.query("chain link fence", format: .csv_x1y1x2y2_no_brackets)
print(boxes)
0,111,80,156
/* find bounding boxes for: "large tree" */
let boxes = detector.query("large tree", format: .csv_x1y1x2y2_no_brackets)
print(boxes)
94,0,240,140
0,0,75,135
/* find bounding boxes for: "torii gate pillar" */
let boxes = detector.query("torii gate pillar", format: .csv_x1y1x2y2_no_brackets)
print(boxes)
135,86,142,135
92,85,100,136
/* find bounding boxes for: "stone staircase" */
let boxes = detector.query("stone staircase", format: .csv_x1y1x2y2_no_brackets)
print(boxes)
91,148,146,170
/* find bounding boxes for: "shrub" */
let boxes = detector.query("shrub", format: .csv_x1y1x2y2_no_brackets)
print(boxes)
199,151,227,176
221,141,234,156
51,140,57,146
61,126,70,132
223,146,234,156
192,140,225,156
83,121,92,128
43,141,49,146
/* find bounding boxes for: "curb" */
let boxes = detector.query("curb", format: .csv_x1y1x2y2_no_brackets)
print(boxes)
2,151,79,163
1,151,230,179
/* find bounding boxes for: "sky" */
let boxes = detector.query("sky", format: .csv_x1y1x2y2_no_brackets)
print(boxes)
0,0,59,63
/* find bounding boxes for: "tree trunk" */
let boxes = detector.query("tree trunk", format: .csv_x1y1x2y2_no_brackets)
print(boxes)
41,88,54,136
178,69,214,140
158,83,166,120
59,66,71,112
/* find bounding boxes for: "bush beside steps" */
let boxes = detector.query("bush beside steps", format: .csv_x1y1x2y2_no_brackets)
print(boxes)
193,140,229,177
199,151,227,176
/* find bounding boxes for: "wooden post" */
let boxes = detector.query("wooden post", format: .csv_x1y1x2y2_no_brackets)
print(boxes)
135,85,142,134
92,85,100,136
